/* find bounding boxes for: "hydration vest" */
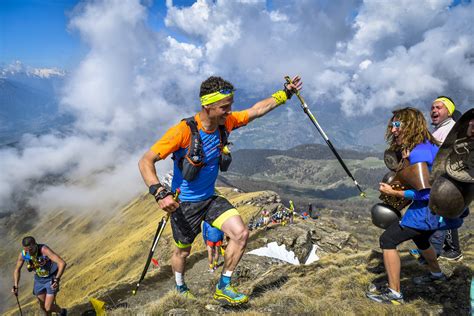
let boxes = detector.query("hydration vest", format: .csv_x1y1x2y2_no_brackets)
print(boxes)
174,117,232,181
21,244,53,278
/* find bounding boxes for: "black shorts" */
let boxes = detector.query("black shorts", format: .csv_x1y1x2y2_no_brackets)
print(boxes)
379,222,436,250
170,195,239,248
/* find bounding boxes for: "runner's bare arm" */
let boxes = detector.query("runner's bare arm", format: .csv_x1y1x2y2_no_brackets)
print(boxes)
246,97,281,123
42,246,66,280
12,253,24,293
138,150,163,187
138,150,179,212
246,75,302,122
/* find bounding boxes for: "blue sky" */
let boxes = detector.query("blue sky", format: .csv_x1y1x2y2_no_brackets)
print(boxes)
0,0,197,69
0,0,81,68
0,0,469,70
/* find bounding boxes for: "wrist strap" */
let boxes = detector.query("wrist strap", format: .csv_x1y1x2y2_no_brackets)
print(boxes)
283,83,294,99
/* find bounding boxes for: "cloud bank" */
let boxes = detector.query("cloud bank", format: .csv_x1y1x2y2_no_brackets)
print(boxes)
1,0,473,215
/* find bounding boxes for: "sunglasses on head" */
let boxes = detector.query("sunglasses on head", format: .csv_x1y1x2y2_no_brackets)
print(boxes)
391,121,402,128
219,88,234,95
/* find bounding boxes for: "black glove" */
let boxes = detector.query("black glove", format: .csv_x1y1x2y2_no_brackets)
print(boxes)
12,285,18,295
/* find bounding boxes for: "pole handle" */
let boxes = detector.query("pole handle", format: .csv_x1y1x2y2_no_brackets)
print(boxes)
173,188,181,201
284,75,306,105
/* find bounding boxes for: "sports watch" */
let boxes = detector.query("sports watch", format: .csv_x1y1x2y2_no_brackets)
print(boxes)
149,184,172,202
155,187,172,202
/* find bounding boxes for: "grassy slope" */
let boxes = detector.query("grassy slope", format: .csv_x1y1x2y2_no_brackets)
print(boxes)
3,188,264,314
3,189,473,315
111,223,473,315
110,238,473,315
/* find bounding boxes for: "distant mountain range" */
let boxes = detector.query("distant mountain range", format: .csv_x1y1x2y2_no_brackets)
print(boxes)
218,143,386,210
0,62,72,146
228,94,389,151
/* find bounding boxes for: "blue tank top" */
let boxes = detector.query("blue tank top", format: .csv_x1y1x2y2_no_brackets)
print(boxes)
172,128,221,202
21,244,57,278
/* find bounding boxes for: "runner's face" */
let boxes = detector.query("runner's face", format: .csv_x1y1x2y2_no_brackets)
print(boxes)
431,101,450,125
23,244,37,255
391,119,403,145
208,96,233,124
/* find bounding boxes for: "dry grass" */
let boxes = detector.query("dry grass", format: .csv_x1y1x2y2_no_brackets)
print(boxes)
3,188,472,315
107,250,453,315
2,188,265,314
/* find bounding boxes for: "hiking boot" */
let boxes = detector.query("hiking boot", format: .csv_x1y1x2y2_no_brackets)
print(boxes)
412,273,447,285
409,249,421,259
59,309,68,316
176,284,196,299
366,289,404,305
439,250,463,261
214,284,249,305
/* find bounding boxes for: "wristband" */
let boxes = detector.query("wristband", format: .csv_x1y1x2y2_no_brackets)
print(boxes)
149,183,163,196
272,90,288,106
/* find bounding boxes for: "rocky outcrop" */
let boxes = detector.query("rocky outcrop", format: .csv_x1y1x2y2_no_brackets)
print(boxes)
234,216,358,287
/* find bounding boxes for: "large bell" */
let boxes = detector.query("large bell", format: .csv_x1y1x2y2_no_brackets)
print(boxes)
430,108,474,218
429,175,473,218
370,203,401,229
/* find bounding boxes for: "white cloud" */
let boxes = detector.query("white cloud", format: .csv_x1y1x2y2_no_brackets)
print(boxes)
163,37,203,73
335,2,474,114
269,10,288,22
1,0,473,215
346,0,451,61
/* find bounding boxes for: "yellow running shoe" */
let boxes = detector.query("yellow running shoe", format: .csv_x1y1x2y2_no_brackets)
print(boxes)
176,284,196,299
213,284,248,305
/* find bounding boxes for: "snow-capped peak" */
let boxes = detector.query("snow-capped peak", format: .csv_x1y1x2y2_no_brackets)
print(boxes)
31,68,66,78
0,61,66,79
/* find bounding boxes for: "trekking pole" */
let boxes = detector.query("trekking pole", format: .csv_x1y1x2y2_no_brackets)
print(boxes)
14,290,23,316
285,76,366,198
132,188,180,295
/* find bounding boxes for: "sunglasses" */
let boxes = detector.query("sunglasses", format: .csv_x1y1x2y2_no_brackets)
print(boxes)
391,121,402,128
